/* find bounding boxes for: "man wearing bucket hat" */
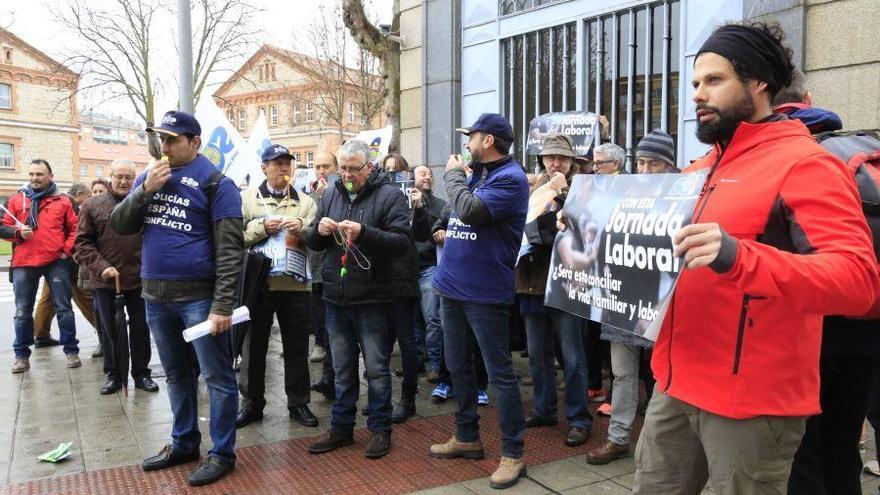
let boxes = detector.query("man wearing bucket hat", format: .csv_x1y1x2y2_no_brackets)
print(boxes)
110,110,244,486
429,113,530,489
516,132,592,448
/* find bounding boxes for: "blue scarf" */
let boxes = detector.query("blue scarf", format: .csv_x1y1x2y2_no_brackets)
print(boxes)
23,181,57,228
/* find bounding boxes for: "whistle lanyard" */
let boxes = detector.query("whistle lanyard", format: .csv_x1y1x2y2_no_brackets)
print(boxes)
333,230,371,276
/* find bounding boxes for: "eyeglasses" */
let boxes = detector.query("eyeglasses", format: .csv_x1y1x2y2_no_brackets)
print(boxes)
592,160,617,166
111,174,135,181
340,162,369,174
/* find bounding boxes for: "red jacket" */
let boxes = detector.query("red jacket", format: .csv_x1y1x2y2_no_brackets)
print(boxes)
652,119,880,419
2,190,77,268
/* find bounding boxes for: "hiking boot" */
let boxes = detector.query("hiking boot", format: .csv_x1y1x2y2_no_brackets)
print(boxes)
565,426,589,447
587,387,607,402
426,368,440,384
431,383,454,403
308,430,354,454
365,431,391,459
429,437,485,460
309,346,327,362
586,440,630,465
11,357,29,374
34,336,59,348
66,354,82,368
490,456,527,489
392,393,416,424
187,456,234,486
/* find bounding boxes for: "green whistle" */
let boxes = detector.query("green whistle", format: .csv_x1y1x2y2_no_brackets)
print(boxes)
341,267,348,277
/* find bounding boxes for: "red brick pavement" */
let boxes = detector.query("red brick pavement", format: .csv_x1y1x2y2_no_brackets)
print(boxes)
2,405,637,495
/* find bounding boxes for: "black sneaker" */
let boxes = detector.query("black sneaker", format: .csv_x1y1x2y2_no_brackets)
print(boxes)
187,456,234,486
290,405,318,427
34,336,60,348
309,430,354,454
365,431,391,459
142,444,199,472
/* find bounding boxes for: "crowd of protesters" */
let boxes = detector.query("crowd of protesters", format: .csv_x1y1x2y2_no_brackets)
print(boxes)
2,20,880,493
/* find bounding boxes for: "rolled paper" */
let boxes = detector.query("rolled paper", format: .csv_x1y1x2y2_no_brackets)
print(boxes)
182,306,251,342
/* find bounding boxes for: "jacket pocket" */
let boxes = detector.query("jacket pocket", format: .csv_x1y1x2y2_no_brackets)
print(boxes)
733,294,752,375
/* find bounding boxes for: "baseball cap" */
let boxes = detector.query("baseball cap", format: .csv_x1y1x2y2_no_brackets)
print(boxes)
146,111,202,137
261,144,294,162
456,113,515,143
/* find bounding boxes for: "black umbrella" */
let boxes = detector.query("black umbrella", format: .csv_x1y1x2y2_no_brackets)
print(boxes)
232,250,271,359
114,274,130,396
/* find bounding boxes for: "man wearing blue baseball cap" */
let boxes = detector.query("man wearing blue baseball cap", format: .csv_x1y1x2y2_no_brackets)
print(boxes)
110,110,244,486
236,144,319,430
429,113,530,489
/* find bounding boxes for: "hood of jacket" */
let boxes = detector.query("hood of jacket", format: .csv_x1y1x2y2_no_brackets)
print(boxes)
774,103,843,134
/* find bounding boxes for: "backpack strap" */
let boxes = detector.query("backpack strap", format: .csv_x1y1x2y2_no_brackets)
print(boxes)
204,169,226,206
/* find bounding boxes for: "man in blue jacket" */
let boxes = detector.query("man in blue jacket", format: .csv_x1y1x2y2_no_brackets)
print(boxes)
429,113,530,490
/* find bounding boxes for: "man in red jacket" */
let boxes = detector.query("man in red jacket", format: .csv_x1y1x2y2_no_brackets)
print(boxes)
0,159,80,373
633,23,880,494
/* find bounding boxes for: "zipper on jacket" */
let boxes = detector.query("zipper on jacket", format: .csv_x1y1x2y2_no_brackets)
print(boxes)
663,147,727,392
733,294,752,375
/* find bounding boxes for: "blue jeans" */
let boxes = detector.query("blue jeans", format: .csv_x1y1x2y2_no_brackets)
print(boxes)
418,266,443,370
145,300,237,462
525,308,591,429
441,296,525,458
13,259,78,358
326,302,393,435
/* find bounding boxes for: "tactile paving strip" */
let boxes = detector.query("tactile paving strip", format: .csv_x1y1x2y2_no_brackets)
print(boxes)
1,404,637,494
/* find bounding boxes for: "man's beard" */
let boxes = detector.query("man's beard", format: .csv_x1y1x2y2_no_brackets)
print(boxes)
696,89,756,145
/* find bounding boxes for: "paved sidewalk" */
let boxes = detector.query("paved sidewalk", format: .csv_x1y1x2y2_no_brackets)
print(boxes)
0,327,877,494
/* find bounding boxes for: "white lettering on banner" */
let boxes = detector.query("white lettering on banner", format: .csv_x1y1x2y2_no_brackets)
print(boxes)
602,201,682,273
446,215,479,242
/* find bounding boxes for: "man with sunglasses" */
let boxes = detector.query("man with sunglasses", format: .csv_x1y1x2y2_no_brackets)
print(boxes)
305,139,410,460
110,111,243,486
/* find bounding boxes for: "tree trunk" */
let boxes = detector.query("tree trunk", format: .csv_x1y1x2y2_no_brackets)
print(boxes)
342,0,401,153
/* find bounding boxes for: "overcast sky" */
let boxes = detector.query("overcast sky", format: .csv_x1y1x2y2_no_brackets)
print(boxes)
2,0,393,122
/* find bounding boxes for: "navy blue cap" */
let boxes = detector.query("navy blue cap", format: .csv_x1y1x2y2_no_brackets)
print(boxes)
261,144,294,162
456,113,514,143
146,111,202,137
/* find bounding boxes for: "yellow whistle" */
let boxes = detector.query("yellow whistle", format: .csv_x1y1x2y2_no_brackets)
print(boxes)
283,175,290,182
160,155,169,162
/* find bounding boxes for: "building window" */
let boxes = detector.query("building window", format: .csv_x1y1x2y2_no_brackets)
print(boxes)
306,101,314,122
500,0,680,170
293,104,301,124
500,0,567,16
293,152,302,167
79,164,88,178
92,126,128,144
270,105,278,126
306,152,314,167
0,143,13,168
0,83,11,110
226,107,234,123
95,165,104,178
348,102,355,123
238,109,246,131
137,131,147,145
4,49,11,64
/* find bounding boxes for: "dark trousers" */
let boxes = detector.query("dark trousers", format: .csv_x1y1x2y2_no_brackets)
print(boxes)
310,283,328,350
93,288,151,380
389,297,420,395
585,320,606,391
788,353,876,494
239,290,311,412
438,322,488,390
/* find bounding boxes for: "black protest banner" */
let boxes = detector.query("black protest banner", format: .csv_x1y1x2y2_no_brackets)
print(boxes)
526,112,599,157
544,172,706,340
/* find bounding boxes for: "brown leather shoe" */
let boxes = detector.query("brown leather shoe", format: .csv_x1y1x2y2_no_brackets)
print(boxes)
365,431,391,459
308,430,354,454
490,456,527,489
429,437,485,459
586,440,630,465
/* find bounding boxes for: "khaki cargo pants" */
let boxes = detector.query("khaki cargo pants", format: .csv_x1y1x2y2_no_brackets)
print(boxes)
634,392,806,494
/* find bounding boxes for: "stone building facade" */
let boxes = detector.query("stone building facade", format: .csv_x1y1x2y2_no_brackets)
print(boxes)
0,28,79,199
213,44,385,167
77,112,151,184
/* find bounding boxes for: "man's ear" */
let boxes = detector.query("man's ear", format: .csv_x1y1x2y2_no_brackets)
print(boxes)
804,90,814,107
192,135,202,149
